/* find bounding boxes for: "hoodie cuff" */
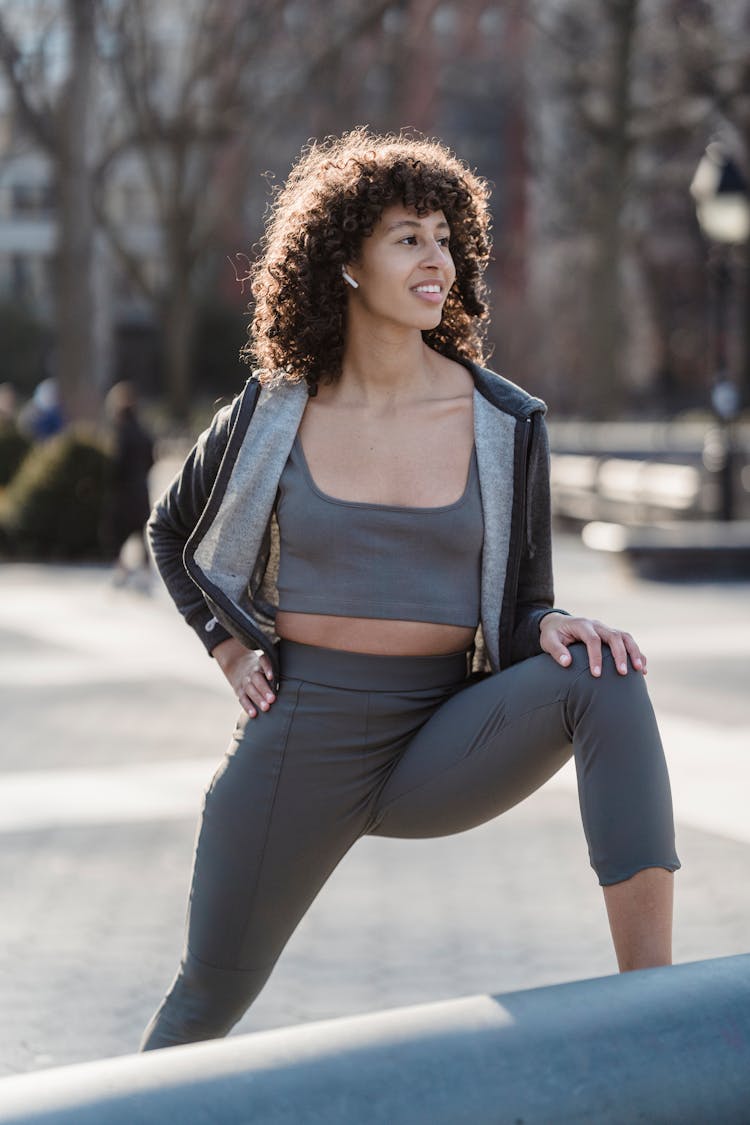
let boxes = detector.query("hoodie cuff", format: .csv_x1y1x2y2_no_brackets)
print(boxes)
186,605,234,656
538,607,572,629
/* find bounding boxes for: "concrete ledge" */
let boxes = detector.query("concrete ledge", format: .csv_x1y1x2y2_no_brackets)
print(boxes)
582,519,750,579
0,955,749,1124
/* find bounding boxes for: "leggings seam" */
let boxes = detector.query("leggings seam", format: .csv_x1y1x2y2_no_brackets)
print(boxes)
184,945,275,975
561,663,599,864
363,690,371,754
232,679,301,966
374,696,571,824
563,662,595,740
362,690,372,793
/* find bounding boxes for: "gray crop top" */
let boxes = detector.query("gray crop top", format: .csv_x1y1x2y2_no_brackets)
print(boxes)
274,433,484,627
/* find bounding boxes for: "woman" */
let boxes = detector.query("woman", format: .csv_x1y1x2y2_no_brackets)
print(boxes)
104,380,155,588
141,128,680,1050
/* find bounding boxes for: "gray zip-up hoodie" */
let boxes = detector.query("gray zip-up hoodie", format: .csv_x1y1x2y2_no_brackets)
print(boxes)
148,358,569,693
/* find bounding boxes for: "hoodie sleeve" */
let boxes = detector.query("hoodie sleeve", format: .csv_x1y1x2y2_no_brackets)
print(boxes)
147,398,242,655
509,411,571,664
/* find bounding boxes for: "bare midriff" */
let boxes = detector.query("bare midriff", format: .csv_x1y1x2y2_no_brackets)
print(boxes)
275,611,476,656
276,352,478,657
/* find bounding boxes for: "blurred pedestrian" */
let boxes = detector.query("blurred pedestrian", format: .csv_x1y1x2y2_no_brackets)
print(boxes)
104,380,154,590
18,378,64,441
142,127,680,1050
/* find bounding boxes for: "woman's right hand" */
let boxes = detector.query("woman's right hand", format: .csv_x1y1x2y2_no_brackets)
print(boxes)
212,637,276,718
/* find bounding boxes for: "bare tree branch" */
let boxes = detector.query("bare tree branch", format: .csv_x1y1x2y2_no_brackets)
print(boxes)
99,217,160,303
0,14,57,151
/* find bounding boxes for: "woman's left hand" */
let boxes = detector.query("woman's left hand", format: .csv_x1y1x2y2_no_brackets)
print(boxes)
539,612,647,677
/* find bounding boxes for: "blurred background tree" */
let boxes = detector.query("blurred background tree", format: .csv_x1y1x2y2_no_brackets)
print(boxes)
0,0,102,423
0,0,747,425
98,0,396,420
526,0,749,417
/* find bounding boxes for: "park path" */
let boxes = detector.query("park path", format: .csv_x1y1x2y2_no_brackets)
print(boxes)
0,532,748,1075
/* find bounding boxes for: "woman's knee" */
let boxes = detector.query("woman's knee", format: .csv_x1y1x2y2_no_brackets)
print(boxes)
564,642,655,734
566,642,647,696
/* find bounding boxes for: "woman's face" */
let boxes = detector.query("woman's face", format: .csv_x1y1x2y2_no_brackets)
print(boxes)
345,203,456,331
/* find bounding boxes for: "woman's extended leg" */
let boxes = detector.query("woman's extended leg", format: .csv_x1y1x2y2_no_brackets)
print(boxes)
141,677,374,1050
140,639,472,1051
367,642,680,968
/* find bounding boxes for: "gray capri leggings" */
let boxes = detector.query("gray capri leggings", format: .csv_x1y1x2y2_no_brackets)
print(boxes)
141,637,680,1050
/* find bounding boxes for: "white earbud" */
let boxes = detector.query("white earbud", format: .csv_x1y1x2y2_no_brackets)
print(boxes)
341,267,359,289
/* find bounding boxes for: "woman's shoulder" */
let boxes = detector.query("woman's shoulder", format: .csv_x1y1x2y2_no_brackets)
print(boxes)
463,358,548,420
431,352,475,394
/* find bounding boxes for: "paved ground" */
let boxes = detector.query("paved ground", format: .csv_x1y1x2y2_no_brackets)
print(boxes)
0,530,748,1076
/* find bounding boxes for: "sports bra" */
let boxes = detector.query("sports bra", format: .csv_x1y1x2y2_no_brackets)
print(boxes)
274,433,484,627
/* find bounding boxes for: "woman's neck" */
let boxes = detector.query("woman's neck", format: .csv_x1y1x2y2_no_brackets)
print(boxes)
338,330,439,408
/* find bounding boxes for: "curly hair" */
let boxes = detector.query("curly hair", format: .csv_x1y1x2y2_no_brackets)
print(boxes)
240,126,493,396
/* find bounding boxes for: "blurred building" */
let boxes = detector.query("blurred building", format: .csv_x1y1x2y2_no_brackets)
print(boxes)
3,0,739,417
0,148,55,315
0,88,163,394
0,0,534,402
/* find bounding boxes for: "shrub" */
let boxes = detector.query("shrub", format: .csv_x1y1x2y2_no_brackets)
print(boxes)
1,430,114,559
0,421,31,485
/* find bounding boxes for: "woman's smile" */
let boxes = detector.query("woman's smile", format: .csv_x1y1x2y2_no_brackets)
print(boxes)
410,282,445,305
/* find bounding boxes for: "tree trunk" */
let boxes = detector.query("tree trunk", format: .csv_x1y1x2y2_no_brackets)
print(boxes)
57,0,98,425
584,0,638,419
163,274,194,422
159,145,196,420
741,241,750,412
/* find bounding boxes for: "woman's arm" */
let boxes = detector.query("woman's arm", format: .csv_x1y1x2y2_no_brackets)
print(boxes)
539,612,647,678
509,413,571,664
147,399,240,655
512,414,648,678
212,636,278,717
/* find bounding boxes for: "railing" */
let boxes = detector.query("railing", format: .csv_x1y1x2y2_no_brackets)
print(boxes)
0,954,748,1123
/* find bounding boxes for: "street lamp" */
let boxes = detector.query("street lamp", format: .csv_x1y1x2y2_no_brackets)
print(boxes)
689,142,750,521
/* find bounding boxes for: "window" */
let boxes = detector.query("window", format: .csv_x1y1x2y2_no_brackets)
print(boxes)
10,182,54,216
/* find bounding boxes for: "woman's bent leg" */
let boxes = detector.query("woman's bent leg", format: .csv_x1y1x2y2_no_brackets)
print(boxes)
369,643,680,888
141,677,372,1050
602,867,674,971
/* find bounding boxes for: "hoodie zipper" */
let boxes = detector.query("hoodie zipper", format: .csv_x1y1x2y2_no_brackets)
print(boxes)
500,414,532,670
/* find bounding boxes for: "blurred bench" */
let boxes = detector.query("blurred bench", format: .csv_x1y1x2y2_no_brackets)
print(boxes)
551,454,706,524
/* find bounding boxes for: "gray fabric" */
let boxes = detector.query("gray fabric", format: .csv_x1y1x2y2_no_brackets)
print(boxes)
147,359,573,678
190,378,515,671
141,639,680,1051
191,379,308,630
275,436,483,627
473,388,515,667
